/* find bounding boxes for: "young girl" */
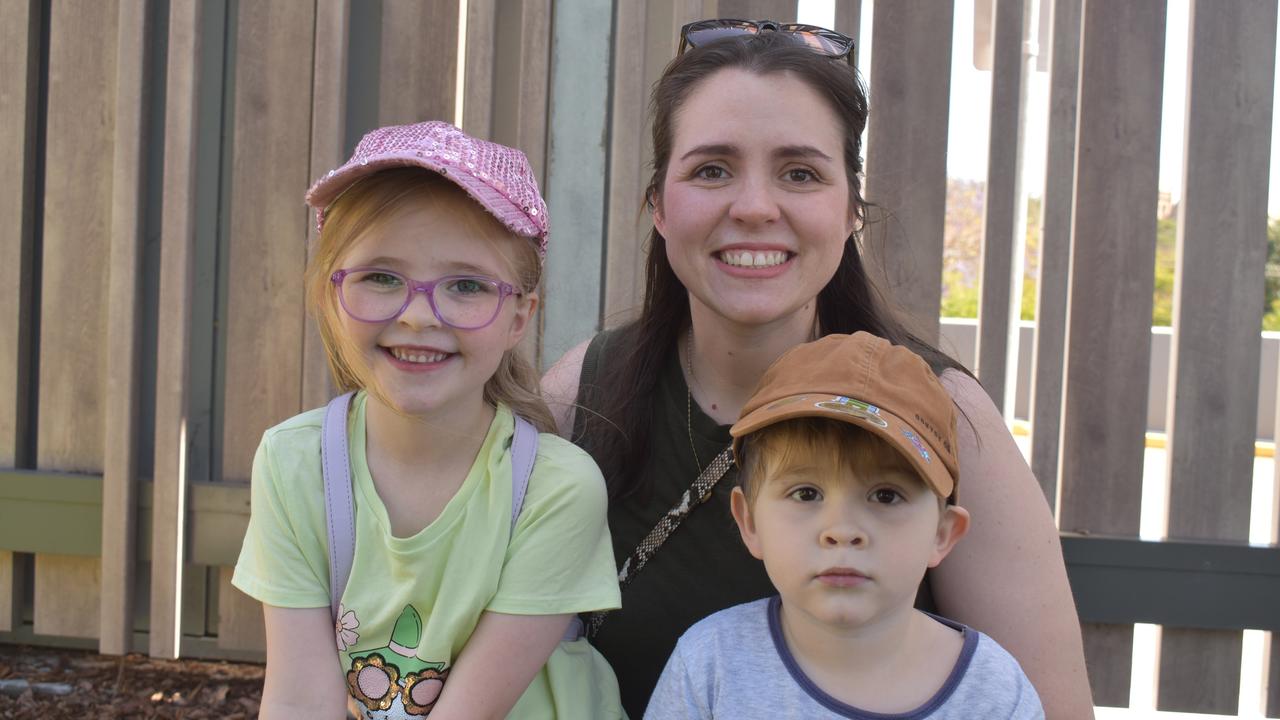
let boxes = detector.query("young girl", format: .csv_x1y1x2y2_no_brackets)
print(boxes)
233,121,623,719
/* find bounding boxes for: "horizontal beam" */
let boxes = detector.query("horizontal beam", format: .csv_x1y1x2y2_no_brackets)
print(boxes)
0,624,264,662
0,471,249,565
3,472,1278,632
1062,533,1280,632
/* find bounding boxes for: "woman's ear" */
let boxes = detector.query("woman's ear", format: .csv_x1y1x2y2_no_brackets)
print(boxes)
649,189,666,235
928,504,970,568
504,291,539,350
730,487,764,560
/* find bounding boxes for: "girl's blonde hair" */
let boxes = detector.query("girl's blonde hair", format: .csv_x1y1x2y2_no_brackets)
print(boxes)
305,167,557,433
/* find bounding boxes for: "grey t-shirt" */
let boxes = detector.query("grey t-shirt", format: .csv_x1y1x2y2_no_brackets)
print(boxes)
644,597,1044,719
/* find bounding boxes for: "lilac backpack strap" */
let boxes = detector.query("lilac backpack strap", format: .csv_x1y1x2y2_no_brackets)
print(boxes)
508,417,581,641
322,398,542,623
509,415,538,536
322,392,357,621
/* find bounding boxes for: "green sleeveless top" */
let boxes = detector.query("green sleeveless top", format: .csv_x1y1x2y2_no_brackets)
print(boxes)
575,329,937,719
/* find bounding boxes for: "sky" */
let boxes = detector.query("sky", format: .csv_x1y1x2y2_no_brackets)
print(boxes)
797,0,1280,217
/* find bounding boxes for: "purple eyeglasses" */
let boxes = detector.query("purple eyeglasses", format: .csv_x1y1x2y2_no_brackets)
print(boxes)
331,267,521,330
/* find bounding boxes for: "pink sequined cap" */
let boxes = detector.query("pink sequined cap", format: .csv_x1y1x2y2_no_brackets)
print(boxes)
305,121,549,258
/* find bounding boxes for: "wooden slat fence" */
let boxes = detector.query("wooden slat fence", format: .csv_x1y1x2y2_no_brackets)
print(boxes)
1,0,1277,714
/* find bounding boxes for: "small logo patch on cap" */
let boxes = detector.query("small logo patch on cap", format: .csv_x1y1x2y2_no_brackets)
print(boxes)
816,396,888,428
901,428,931,463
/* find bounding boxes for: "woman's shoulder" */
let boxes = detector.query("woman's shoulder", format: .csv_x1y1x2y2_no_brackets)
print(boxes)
542,328,627,438
937,369,1003,435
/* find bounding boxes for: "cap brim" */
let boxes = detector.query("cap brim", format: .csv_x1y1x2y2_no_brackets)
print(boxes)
305,153,545,239
730,393,954,498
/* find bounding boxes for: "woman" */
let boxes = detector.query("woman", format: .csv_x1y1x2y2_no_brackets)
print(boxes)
543,22,1093,719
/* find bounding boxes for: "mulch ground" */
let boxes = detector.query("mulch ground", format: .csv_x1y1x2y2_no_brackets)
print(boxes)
0,644,264,719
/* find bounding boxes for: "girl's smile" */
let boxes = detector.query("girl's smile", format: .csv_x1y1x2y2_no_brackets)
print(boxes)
380,344,454,371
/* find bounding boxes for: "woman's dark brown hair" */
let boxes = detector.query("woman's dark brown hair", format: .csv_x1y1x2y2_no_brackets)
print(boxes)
578,32,971,500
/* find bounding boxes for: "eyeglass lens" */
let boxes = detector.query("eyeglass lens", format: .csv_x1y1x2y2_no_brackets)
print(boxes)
338,270,505,328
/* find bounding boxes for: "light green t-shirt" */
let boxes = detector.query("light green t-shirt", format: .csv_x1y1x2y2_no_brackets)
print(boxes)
232,393,624,719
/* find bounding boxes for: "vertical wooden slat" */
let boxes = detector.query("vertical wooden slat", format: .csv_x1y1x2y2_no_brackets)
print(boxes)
152,0,202,659
37,0,116,473
1058,0,1166,707
221,1,315,484
601,0,708,326
462,0,496,139
216,567,264,651
833,0,861,44
32,0,119,641
378,1,458,125
542,0,614,366
0,0,40,629
1029,0,1083,509
1268,628,1280,717
863,0,954,343
715,0,796,22
0,0,39,470
0,551,10,633
602,0,652,325
491,0,552,182
100,0,152,656
599,0,716,327
975,0,1027,412
1157,0,1277,712
33,555,101,638
302,0,350,412
491,0,551,365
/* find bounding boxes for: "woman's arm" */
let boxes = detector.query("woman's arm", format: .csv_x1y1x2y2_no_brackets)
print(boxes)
260,605,348,720
542,339,590,438
933,371,1094,719
428,612,573,720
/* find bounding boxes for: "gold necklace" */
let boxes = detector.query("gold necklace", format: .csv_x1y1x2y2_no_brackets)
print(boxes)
685,326,703,474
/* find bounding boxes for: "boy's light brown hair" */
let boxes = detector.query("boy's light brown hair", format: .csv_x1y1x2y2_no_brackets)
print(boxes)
730,332,960,500
737,418,927,504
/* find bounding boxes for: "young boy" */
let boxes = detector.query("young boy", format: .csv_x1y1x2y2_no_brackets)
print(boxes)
644,332,1044,719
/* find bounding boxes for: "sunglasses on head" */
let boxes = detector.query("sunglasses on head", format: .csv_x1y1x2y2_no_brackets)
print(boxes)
678,19,856,65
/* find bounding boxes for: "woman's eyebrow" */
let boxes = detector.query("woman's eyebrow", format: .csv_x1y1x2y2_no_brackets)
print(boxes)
678,143,834,162
680,143,739,161
774,145,833,161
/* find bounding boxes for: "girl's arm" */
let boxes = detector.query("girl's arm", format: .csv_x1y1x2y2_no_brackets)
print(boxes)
932,371,1094,719
427,611,574,720
260,605,349,720
542,340,590,438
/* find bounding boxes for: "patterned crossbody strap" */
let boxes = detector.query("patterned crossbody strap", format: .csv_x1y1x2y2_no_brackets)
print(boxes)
587,446,735,638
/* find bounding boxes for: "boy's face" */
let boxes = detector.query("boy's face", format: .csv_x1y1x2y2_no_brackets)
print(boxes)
731,460,969,631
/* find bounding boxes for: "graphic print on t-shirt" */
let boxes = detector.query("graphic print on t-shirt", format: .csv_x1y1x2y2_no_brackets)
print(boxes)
345,605,450,718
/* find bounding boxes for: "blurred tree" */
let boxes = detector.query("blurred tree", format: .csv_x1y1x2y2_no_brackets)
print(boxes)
940,179,1039,320
1264,218,1280,331
1152,217,1176,327
943,181,1280,331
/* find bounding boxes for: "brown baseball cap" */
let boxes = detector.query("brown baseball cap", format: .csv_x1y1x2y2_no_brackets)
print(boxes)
730,332,959,498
